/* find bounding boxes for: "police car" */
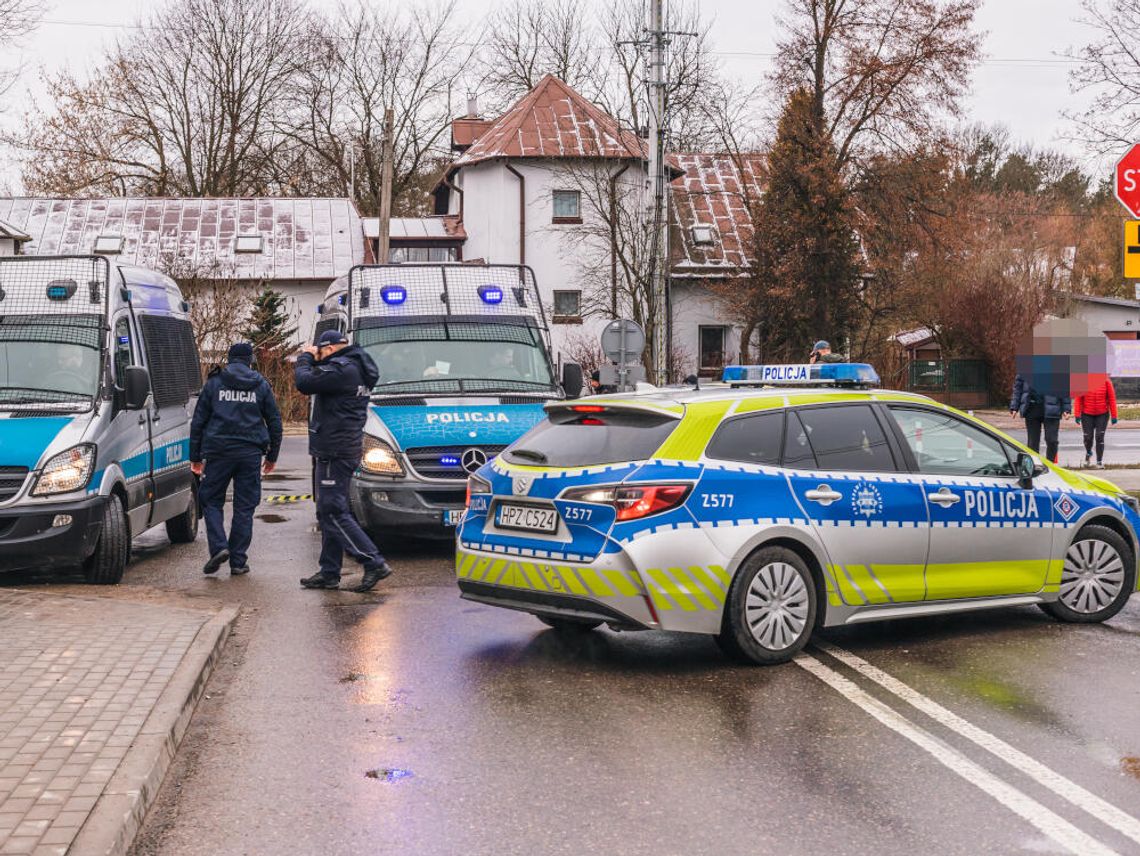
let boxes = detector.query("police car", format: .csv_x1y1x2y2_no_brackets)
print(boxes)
455,363,1140,664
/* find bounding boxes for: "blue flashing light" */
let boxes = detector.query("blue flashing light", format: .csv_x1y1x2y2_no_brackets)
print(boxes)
722,363,880,387
478,285,504,305
46,281,77,301
439,454,461,467
118,335,130,344
381,285,407,305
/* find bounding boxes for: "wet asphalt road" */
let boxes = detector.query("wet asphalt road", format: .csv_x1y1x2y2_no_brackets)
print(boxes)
14,437,1140,855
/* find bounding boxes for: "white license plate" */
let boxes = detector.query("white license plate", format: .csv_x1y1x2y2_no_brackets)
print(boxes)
495,503,559,533
443,509,465,526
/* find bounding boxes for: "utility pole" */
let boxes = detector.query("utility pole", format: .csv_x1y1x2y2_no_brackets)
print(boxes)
647,0,669,386
377,108,395,264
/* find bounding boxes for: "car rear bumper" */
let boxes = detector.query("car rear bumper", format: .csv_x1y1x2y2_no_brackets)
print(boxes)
0,495,106,572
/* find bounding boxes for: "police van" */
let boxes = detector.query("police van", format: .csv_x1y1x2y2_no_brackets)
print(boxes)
455,363,1140,664
313,263,582,538
0,255,202,583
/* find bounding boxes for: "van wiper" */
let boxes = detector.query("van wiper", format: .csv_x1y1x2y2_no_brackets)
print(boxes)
509,448,548,463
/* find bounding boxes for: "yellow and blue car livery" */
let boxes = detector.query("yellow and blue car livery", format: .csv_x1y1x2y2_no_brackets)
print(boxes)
456,364,1140,664
0,256,201,582
311,263,582,538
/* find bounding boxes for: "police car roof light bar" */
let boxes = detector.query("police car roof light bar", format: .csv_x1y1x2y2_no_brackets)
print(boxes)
721,363,881,388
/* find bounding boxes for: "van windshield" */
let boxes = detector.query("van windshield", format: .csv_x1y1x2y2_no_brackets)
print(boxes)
357,320,555,395
0,315,102,406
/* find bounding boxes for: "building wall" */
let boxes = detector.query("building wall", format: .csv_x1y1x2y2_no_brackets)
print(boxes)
670,279,745,376
0,238,16,256
453,159,650,364
1066,300,1140,340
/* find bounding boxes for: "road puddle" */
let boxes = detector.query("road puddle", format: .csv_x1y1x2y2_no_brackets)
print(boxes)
256,514,288,523
340,671,364,683
365,768,413,782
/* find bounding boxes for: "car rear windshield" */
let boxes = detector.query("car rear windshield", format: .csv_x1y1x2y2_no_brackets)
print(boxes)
502,408,679,467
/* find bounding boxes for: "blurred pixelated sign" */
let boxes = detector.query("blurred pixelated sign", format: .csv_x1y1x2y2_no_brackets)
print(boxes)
1115,145,1140,218
1111,340,1140,377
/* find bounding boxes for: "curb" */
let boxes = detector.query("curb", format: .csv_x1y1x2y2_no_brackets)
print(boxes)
68,605,240,856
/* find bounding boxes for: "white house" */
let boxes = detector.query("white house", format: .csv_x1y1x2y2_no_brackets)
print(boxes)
0,218,30,256
0,197,370,345
433,75,763,375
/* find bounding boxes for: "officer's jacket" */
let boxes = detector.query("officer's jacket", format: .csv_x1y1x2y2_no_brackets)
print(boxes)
294,345,380,460
190,361,283,462
1010,373,1071,420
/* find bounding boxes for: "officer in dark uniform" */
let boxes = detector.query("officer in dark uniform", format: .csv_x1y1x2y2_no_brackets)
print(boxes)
190,342,283,576
294,330,393,592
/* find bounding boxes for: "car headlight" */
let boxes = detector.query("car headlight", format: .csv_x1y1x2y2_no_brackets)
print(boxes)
361,435,404,476
33,445,96,496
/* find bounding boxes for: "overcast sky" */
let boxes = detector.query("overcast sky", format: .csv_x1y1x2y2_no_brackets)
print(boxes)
0,0,1107,192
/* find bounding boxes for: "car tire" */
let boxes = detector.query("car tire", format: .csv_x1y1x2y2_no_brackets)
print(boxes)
1040,524,1136,624
165,481,200,544
536,615,603,633
718,546,817,665
84,497,129,585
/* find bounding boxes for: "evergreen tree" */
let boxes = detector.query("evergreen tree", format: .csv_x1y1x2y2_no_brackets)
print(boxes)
242,288,297,354
749,88,859,361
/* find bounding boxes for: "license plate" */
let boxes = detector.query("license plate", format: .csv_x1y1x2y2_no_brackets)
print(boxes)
443,509,465,527
495,503,559,533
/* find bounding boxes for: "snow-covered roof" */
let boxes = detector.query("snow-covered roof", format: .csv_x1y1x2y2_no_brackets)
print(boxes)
0,197,366,280
363,215,466,242
452,75,645,167
669,152,766,277
0,218,30,242
891,326,936,347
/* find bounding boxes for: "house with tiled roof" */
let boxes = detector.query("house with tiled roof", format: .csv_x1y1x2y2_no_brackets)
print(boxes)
435,74,763,373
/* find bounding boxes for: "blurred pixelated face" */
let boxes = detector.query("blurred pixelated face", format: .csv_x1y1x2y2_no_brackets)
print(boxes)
1014,318,1108,398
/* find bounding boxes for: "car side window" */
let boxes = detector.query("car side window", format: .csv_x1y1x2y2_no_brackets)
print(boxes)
792,405,897,472
782,411,817,468
887,407,1015,477
112,317,133,383
705,411,784,464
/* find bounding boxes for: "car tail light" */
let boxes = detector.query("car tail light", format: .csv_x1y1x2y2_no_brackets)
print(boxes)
466,474,491,508
562,483,691,521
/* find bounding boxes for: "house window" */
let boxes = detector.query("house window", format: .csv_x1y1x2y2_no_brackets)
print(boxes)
691,225,715,246
552,190,581,223
553,290,582,322
93,235,124,255
388,246,458,263
234,234,263,253
699,326,727,370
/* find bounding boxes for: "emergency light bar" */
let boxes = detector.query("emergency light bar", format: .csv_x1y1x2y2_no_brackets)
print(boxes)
722,363,880,388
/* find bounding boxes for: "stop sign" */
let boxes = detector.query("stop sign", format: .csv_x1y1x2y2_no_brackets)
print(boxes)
1115,144,1140,217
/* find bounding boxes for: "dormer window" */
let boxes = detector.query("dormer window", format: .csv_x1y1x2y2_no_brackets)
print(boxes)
691,225,715,246
234,234,263,253
93,235,124,255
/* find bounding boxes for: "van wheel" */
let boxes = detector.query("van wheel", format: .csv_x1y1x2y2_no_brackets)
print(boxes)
84,497,129,585
717,546,817,665
1040,524,1135,623
537,615,603,633
165,480,200,544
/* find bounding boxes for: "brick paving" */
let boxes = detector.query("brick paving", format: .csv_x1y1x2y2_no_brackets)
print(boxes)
0,590,210,856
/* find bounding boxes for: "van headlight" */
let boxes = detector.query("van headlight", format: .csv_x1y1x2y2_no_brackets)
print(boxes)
33,445,96,496
361,435,404,476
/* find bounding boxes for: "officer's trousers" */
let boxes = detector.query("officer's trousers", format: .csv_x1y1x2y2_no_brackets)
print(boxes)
200,453,262,569
315,457,384,580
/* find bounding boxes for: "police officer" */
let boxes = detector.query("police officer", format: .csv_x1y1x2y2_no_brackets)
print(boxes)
295,330,393,592
809,340,844,364
190,342,283,576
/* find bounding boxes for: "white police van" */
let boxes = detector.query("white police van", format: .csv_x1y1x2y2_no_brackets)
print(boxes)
313,263,582,538
0,255,201,582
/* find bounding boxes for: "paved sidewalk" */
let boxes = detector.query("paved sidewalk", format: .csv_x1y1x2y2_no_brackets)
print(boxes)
0,590,233,856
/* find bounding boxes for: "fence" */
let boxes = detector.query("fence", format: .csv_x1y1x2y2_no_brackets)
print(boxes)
907,359,988,393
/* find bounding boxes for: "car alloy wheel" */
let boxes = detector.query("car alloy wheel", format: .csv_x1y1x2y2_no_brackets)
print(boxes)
745,561,810,650
1060,538,1125,614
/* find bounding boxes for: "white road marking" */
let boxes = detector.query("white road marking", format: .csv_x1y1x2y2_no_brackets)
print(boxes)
815,640,1140,848
794,653,1119,856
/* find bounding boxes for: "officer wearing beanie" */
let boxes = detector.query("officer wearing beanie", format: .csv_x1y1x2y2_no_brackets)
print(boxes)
190,342,283,576
295,329,393,592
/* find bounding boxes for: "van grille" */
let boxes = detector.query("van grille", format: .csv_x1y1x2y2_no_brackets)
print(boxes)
405,445,505,480
0,467,29,502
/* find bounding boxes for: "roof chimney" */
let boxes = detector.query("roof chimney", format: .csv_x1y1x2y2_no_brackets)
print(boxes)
466,94,479,119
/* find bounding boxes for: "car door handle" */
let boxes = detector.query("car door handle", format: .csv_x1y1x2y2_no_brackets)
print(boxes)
804,485,843,505
927,488,961,507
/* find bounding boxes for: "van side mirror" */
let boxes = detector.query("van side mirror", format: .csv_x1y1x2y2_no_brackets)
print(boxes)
1016,452,1036,489
123,366,151,410
561,362,584,399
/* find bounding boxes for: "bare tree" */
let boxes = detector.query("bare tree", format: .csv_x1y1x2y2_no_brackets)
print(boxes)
0,0,43,99
284,1,470,216
772,0,981,169
1065,0,1140,155
20,0,310,196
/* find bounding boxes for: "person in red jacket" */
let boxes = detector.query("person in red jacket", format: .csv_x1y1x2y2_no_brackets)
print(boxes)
1073,376,1118,468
